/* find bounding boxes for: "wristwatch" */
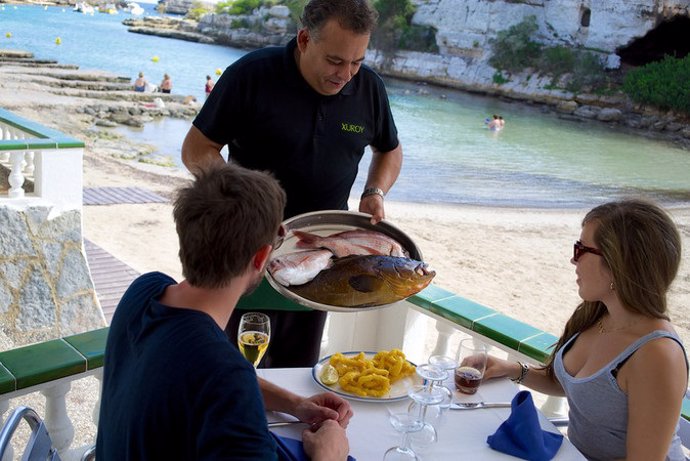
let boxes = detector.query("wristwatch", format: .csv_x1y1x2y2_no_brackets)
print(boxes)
361,187,385,199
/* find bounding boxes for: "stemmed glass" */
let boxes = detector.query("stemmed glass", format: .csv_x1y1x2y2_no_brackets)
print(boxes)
428,354,458,410
383,413,424,461
407,364,447,450
237,312,270,368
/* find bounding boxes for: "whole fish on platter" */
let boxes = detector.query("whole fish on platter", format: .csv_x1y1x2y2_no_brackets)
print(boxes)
267,249,334,286
293,229,408,258
290,255,435,307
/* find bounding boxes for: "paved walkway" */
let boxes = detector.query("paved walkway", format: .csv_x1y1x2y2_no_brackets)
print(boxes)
83,186,167,206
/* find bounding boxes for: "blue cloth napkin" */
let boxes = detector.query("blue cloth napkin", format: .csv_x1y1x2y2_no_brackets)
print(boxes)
271,432,355,461
486,390,564,461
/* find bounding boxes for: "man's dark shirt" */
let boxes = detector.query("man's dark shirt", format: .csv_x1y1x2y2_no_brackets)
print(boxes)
193,38,399,218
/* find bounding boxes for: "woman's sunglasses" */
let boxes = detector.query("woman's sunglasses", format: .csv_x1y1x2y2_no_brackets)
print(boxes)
573,240,602,262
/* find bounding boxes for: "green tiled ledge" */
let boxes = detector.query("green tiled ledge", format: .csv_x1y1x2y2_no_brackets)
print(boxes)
410,285,556,363
0,108,85,150
0,327,108,395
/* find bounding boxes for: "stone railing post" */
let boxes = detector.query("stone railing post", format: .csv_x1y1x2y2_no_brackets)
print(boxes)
8,150,25,198
41,382,75,456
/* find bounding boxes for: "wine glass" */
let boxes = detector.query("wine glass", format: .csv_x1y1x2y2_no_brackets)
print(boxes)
383,412,424,461
407,364,447,450
237,312,270,368
428,354,458,410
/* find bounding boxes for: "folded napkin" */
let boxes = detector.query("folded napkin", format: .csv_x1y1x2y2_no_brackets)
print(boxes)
271,432,356,461
486,390,563,461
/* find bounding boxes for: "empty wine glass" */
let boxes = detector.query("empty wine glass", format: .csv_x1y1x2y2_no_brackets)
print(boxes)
383,412,424,461
428,354,458,410
407,364,447,450
237,312,270,368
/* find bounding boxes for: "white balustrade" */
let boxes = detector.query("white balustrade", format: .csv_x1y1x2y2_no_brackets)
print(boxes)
0,111,83,211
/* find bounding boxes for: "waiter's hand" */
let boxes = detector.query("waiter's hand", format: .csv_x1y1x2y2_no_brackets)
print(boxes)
294,392,353,428
359,194,385,225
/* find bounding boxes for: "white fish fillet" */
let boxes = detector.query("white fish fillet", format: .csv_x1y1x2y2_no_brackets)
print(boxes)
293,230,408,258
268,249,334,286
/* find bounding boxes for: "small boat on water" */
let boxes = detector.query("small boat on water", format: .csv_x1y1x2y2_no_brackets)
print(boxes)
126,2,145,15
73,2,95,14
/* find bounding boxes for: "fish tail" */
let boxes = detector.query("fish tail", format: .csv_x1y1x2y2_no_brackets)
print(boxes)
292,230,320,244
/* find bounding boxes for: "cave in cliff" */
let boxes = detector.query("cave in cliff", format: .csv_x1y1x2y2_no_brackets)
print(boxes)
617,15,690,66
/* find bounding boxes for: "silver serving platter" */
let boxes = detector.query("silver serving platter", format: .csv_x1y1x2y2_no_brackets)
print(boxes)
265,210,424,313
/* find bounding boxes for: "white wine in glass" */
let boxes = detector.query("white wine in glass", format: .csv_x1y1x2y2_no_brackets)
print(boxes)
237,312,270,367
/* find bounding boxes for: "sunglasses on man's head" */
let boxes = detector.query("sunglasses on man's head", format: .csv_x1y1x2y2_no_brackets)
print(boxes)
273,225,286,251
573,240,602,262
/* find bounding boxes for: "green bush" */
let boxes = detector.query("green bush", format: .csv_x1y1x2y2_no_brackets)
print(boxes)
186,1,211,20
215,0,262,15
623,55,690,114
489,16,542,73
539,46,576,79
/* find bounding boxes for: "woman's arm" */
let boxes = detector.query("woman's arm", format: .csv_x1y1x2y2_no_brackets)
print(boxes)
484,356,566,396
622,338,687,461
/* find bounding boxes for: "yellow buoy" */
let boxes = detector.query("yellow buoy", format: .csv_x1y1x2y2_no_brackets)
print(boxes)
151,55,159,63
5,32,11,39
55,37,61,45
215,68,222,76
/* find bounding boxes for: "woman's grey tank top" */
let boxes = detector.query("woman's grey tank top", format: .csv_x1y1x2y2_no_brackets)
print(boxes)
554,329,687,461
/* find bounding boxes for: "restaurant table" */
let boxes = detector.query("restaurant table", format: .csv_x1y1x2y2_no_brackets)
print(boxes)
258,368,586,460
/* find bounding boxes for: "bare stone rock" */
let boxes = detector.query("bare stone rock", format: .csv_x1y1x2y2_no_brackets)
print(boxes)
597,108,623,122
0,282,12,314
59,293,105,334
573,105,600,119
556,101,578,113
57,248,92,298
664,122,683,132
18,267,57,331
0,207,35,256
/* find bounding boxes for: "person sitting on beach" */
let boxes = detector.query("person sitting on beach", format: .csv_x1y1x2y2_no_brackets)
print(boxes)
484,199,688,461
96,163,352,460
133,71,146,92
160,73,172,93
205,75,215,99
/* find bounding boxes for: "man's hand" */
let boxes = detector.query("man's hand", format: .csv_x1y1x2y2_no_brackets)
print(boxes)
359,194,385,224
294,392,353,428
302,419,349,461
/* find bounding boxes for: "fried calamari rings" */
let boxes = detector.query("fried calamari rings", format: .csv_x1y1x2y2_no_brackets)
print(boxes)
328,349,415,398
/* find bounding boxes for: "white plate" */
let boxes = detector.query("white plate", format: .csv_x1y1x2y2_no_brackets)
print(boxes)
311,351,421,402
266,210,424,313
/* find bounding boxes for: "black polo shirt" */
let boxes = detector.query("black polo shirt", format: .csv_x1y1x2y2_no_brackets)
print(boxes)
193,38,400,219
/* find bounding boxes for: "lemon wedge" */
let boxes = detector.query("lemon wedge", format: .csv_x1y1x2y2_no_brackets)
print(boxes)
320,364,339,386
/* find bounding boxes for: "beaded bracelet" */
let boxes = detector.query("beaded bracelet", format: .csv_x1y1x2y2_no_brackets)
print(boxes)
510,361,529,385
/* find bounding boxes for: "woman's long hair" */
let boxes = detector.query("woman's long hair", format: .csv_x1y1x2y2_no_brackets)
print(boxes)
544,199,682,376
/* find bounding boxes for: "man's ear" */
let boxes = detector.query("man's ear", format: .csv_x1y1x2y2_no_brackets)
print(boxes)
252,244,272,272
296,27,310,52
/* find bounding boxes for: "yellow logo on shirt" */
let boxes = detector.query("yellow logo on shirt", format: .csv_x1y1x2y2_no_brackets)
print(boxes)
341,123,365,134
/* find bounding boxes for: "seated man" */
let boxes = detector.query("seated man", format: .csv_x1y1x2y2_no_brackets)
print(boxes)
96,163,352,460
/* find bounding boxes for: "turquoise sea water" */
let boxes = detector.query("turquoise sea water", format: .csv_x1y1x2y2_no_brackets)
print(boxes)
3,4,690,208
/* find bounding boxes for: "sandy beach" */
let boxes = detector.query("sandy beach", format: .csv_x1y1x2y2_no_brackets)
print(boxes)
3,56,690,451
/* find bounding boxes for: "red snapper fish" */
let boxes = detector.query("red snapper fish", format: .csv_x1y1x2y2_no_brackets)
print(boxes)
290,255,435,307
292,229,408,258
268,249,334,286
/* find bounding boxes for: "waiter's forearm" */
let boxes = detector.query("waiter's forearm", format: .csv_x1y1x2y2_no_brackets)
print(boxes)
365,144,402,193
181,125,226,174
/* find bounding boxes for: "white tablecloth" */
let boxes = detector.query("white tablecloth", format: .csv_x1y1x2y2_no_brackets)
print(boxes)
258,368,586,460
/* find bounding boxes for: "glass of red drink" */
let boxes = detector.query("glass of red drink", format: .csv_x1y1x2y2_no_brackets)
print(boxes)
454,339,488,394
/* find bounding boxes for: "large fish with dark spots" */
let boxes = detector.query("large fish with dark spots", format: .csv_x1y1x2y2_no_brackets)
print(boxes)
290,255,435,307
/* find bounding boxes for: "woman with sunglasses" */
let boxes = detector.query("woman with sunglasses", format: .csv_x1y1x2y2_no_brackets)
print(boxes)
484,199,687,460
